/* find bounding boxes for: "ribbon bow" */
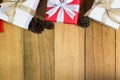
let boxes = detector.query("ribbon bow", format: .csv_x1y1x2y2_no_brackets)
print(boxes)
86,0,120,24
46,0,80,22
0,0,35,23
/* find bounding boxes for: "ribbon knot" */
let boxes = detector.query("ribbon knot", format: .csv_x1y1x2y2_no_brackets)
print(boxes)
15,2,22,7
46,0,80,23
59,2,65,8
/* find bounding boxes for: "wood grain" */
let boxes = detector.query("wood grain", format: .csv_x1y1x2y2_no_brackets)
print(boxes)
85,21,116,80
116,29,120,80
0,22,24,80
24,0,54,80
24,29,54,80
23,31,40,80
38,29,54,80
55,23,84,80
0,0,119,80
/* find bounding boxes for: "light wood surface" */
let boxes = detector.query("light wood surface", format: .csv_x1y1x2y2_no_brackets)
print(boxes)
0,19,119,80
86,21,116,80
116,29,120,80
0,23,24,80
55,23,84,80
0,0,120,80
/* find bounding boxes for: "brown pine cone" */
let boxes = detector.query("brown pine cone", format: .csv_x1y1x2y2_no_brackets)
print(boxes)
37,19,54,29
28,18,54,34
28,18,44,34
43,21,54,29
77,16,90,28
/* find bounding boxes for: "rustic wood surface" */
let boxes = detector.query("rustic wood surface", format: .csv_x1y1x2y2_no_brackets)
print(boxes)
0,0,119,80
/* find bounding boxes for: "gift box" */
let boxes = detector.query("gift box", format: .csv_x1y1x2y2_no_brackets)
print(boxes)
0,19,4,32
86,0,120,29
45,0,80,24
0,0,40,29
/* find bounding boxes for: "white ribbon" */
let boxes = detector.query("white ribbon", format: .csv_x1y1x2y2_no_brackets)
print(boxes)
46,0,80,23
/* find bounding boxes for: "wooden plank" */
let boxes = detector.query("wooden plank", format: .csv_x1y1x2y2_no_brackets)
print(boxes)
116,29,120,80
24,0,54,80
85,21,94,80
0,22,24,80
24,30,54,80
85,21,116,80
55,23,84,80
38,30,54,80
23,31,41,80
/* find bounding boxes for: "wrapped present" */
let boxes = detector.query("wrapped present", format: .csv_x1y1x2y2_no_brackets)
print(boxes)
0,0,40,29
45,0,80,24
86,0,120,29
0,19,4,32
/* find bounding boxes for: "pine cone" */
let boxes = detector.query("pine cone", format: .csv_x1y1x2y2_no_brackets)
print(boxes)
28,18,44,34
35,19,54,29
43,21,54,29
77,16,90,28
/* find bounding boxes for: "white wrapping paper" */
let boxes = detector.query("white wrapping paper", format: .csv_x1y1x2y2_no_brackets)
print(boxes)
0,0,40,29
88,0,120,29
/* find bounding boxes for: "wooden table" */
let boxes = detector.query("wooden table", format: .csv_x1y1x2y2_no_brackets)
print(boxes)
0,0,120,80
